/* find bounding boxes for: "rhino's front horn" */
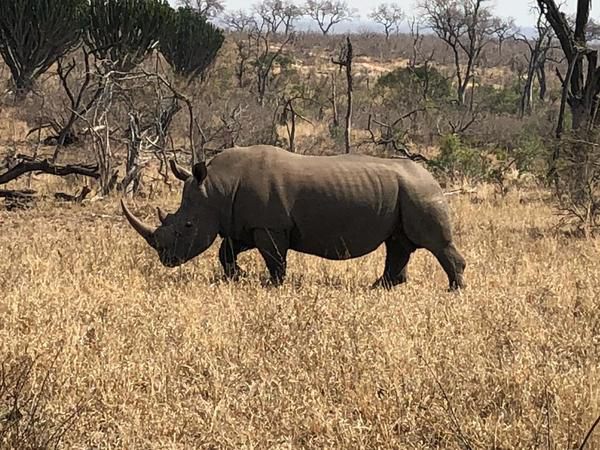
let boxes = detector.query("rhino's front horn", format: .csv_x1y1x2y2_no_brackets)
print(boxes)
157,207,168,224
121,200,156,245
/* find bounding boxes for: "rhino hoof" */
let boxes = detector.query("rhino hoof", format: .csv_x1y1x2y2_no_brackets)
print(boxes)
448,280,466,292
371,276,407,290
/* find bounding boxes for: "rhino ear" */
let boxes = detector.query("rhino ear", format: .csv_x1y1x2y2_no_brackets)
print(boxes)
193,161,208,184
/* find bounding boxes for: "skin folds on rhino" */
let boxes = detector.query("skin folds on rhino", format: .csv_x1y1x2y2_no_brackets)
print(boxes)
122,145,466,289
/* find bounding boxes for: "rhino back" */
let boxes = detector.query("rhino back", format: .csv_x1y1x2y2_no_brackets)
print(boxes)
207,146,446,259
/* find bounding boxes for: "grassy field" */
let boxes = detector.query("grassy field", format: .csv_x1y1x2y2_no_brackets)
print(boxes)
1,184,600,449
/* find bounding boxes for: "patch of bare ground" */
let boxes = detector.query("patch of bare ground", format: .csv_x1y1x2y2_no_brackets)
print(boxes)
1,186,600,449
292,55,410,79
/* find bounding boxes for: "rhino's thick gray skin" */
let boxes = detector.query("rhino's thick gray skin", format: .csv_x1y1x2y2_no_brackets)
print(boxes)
122,145,466,289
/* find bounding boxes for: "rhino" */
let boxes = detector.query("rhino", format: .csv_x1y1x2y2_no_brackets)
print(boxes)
122,145,466,289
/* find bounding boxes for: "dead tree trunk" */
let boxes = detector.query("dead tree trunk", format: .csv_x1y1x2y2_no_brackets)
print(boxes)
121,112,143,195
537,0,600,137
517,9,554,117
332,36,353,154
0,156,98,208
329,73,340,128
521,61,536,116
537,64,548,101
409,18,424,68
282,95,312,154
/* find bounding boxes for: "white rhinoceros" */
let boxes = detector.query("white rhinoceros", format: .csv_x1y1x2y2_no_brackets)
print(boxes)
122,145,466,289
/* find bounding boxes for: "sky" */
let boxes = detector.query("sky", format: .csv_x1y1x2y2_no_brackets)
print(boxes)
171,0,592,27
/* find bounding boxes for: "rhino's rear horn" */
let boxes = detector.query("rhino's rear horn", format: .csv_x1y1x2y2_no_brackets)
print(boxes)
121,200,156,246
169,159,192,182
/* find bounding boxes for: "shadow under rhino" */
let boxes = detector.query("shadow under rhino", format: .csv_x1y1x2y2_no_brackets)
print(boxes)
122,145,466,290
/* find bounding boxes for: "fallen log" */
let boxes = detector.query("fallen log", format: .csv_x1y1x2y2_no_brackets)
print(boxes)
0,189,37,210
0,158,99,185
0,189,37,200
1,186,93,210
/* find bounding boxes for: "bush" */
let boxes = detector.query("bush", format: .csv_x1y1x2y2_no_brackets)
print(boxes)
475,83,521,115
430,134,490,182
553,131,600,236
375,65,452,105
476,132,546,194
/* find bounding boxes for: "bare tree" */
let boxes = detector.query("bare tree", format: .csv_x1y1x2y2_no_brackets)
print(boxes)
280,90,314,153
178,0,225,18
369,3,404,41
332,37,353,153
248,18,294,105
408,16,425,67
515,7,554,117
31,46,103,151
223,9,256,31
537,0,600,135
492,16,515,56
419,0,501,106
223,10,257,87
254,1,285,33
304,0,357,35
280,1,304,34
365,111,428,161
254,0,302,35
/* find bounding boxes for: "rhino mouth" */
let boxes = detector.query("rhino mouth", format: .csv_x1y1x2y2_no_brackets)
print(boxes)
159,253,185,268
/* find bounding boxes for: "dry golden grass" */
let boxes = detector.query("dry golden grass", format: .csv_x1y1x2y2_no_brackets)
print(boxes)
1,185,600,449
0,109,28,143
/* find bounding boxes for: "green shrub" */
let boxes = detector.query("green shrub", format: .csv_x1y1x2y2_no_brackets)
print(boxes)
431,134,489,182
376,65,452,105
476,83,521,115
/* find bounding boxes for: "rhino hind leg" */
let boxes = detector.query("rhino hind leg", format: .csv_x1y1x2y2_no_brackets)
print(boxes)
253,229,289,286
400,197,466,290
434,243,466,291
372,233,416,289
219,238,251,280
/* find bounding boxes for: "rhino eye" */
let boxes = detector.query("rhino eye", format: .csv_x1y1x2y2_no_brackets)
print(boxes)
185,221,193,228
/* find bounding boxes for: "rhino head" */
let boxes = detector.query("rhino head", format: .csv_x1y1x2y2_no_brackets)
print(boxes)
121,160,219,267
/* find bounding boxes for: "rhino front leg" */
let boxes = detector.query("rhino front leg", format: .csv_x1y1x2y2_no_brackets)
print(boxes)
218,238,250,280
253,229,289,286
